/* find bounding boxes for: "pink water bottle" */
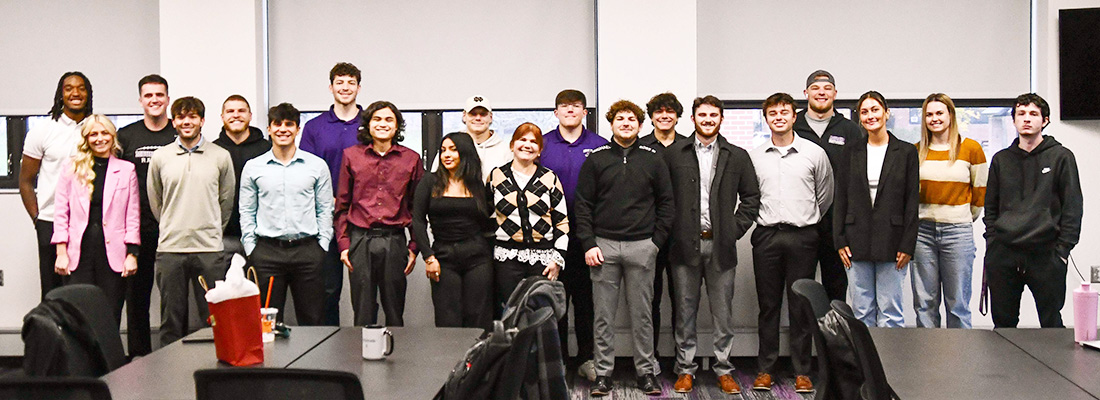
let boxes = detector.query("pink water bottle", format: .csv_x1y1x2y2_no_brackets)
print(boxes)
1074,282,1098,342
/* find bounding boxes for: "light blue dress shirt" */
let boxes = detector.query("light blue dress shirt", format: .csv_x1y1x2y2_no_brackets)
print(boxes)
239,149,334,255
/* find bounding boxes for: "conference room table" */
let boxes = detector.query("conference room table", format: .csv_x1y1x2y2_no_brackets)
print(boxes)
870,328,1100,400
996,328,1100,399
102,326,481,400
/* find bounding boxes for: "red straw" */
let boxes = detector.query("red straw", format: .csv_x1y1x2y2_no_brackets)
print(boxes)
264,277,274,309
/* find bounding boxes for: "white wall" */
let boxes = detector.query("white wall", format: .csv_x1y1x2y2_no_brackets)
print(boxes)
159,0,266,129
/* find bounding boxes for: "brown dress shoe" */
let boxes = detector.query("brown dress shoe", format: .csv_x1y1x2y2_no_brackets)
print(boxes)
752,372,773,391
718,374,741,394
674,374,693,393
795,375,815,393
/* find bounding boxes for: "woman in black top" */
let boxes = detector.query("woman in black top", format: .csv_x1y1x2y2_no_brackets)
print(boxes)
411,132,494,329
52,115,141,326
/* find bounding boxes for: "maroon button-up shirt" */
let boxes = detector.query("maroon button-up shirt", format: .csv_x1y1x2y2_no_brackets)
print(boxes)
334,142,424,252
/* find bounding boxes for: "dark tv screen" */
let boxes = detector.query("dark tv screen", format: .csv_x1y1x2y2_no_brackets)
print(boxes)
1059,8,1100,120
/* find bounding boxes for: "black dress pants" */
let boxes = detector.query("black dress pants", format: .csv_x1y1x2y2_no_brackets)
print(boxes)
495,256,546,307
559,237,595,360
252,237,326,326
36,219,63,300
651,242,676,357
986,241,1067,328
751,224,818,375
126,227,158,356
430,235,493,329
347,227,409,327
66,221,126,326
816,212,848,302
321,240,343,326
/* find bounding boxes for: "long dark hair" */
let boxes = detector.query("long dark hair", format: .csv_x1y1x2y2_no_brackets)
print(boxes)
433,132,488,214
358,101,405,145
50,71,93,120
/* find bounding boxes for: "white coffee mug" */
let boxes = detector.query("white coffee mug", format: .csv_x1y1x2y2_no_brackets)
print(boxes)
362,325,394,360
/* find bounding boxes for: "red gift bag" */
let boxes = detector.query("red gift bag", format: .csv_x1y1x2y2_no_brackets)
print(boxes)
202,276,264,366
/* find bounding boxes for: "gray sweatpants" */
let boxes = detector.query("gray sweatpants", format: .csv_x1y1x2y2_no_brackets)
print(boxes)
672,238,738,376
590,237,659,377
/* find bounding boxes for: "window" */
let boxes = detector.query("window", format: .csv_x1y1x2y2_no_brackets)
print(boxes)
297,111,424,158
724,100,1015,160
0,118,7,176
441,110,559,140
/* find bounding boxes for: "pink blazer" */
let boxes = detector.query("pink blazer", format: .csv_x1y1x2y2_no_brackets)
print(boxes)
51,157,141,273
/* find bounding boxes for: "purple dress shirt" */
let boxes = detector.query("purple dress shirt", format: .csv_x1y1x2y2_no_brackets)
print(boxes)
540,127,607,218
300,105,363,194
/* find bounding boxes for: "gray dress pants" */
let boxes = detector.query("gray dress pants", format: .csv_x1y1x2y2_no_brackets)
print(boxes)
590,237,659,377
671,238,738,376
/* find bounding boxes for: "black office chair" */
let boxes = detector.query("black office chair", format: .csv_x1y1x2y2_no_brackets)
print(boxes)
0,376,113,400
46,285,128,370
790,279,834,400
194,368,364,400
22,284,127,376
830,301,901,400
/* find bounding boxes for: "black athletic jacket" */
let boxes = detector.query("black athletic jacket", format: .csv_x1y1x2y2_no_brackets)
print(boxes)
983,135,1082,258
793,109,863,169
574,139,674,252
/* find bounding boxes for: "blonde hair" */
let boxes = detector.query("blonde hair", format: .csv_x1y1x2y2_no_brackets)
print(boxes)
72,115,120,196
918,93,960,164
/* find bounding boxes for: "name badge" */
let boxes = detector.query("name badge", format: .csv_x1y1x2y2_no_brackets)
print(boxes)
828,136,846,145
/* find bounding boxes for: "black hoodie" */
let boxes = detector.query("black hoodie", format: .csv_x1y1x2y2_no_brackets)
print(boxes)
983,135,1082,258
213,126,271,237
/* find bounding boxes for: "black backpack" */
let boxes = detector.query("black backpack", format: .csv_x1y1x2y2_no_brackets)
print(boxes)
435,276,566,400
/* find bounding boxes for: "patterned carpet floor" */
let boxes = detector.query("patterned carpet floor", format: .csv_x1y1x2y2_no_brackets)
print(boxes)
566,357,816,400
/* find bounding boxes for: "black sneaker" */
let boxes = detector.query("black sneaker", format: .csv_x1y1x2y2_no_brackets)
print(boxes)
637,373,661,395
591,376,613,397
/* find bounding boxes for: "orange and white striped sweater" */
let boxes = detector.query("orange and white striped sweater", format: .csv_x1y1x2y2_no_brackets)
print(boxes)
917,138,988,223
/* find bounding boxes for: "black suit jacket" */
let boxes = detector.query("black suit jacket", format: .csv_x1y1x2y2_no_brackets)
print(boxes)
833,132,919,262
664,134,760,269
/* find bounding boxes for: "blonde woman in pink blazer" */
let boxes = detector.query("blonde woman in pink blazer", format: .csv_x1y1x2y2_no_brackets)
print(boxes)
52,114,140,325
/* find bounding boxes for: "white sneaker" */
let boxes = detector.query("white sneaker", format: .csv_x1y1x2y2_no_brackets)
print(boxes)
577,359,597,382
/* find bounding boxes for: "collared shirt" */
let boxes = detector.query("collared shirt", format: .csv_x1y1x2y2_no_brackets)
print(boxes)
749,135,834,227
539,127,607,214
334,142,424,252
695,137,718,230
23,113,83,221
300,105,363,195
238,149,334,255
176,136,205,153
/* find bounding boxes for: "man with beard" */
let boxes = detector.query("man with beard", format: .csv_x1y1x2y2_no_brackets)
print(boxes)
750,93,833,393
21,71,93,300
664,95,760,394
213,95,271,255
117,74,176,356
792,70,861,302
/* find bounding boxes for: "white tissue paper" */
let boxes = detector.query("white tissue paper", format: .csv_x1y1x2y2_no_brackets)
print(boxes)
204,254,260,304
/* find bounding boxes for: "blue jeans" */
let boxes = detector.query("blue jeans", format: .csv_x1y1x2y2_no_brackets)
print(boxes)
847,261,906,327
911,221,975,328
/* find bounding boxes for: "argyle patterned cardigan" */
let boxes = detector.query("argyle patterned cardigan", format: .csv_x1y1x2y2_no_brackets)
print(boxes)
487,162,569,267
